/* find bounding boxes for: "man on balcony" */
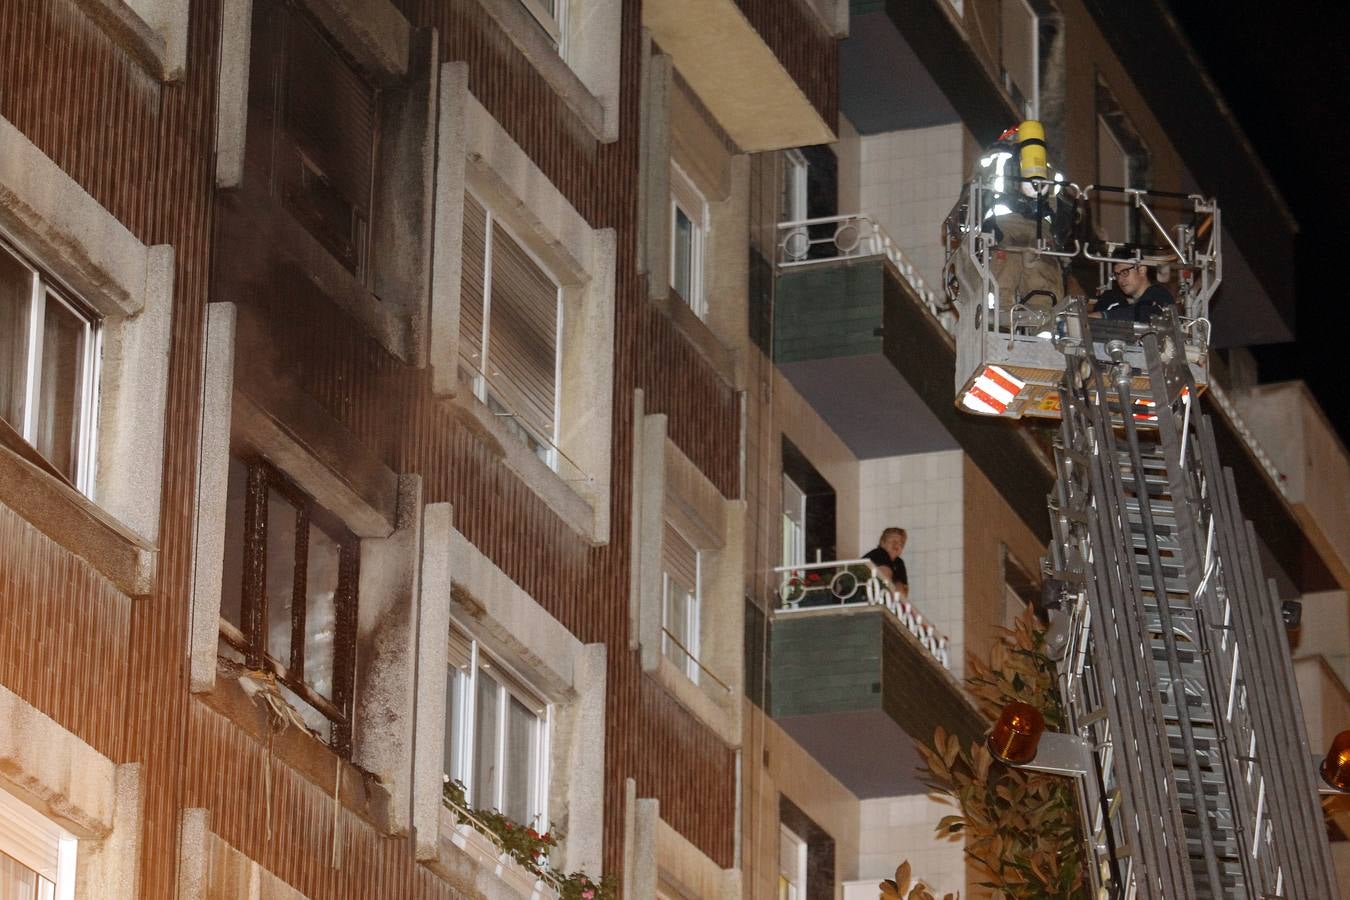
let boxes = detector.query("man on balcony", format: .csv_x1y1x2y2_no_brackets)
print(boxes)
863,527,910,598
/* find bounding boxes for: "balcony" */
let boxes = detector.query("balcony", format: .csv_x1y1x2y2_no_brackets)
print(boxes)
772,213,1055,544
1232,382,1350,591
774,214,943,367
643,0,840,151
765,559,982,799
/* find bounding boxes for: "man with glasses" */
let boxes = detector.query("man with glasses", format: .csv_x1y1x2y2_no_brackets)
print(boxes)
1095,254,1174,322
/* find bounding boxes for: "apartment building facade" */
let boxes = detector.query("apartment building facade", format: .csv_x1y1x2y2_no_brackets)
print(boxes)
0,1,1345,899
738,0,1350,896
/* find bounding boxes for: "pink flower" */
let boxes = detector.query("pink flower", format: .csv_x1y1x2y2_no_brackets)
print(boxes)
582,891,594,899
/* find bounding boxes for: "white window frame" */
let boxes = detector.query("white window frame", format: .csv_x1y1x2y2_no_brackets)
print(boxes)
1,233,102,497
660,527,703,685
778,823,807,900
783,149,808,223
669,161,708,320
1001,0,1039,120
445,627,553,831
0,787,79,900
520,0,568,53
781,474,807,570
462,188,566,474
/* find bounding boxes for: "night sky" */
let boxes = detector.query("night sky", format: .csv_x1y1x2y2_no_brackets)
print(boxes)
1166,1,1350,443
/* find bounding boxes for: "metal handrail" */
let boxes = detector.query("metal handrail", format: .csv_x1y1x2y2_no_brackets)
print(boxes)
659,627,733,693
775,214,942,317
772,559,950,669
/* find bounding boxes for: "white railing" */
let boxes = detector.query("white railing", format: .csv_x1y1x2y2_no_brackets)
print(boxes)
772,559,950,669
1205,379,1287,499
776,214,946,324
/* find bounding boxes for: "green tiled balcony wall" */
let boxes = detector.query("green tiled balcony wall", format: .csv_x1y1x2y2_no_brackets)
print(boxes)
773,259,886,364
770,609,883,718
769,606,984,745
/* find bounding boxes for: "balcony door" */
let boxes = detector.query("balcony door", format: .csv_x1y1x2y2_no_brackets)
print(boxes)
782,473,806,570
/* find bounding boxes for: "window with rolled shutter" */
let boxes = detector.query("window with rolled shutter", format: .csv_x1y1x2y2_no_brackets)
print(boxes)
458,191,562,458
0,787,75,896
662,520,701,680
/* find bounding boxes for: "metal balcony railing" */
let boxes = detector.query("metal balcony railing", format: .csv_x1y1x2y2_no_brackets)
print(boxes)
776,214,947,326
772,558,950,669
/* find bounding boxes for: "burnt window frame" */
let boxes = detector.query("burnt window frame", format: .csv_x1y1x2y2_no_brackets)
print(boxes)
220,453,360,755
249,0,381,282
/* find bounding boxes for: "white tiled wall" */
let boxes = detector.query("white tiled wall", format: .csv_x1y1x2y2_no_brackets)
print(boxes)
859,124,965,293
858,450,965,679
855,794,965,895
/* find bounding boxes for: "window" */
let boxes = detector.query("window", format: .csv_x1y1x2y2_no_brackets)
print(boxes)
250,0,378,279
444,626,551,828
520,0,567,51
1001,0,1038,119
0,235,100,494
219,454,359,753
1095,78,1150,245
778,824,807,900
459,191,565,470
0,788,77,900
662,521,702,683
670,162,708,318
781,474,806,570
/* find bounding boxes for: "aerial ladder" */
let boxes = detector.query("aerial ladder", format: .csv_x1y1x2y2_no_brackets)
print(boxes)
942,124,1339,898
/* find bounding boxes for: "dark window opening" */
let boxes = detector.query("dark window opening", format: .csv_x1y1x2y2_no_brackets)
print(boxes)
779,795,835,900
781,436,836,565
220,453,360,755
249,0,378,279
1094,75,1152,249
801,145,838,261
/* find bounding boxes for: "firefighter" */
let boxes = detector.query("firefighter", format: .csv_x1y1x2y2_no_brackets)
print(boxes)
979,121,1073,325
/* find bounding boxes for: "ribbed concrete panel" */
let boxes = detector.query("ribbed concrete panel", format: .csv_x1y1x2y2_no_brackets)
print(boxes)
0,503,132,757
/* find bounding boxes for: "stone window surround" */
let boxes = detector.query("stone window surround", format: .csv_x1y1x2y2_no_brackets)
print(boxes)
72,0,191,81
189,303,427,836
476,0,621,143
0,114,174,554
622,780,740,899
630,391,744,748
177,811,311,900
413,523,606,881
640,46,746,388
431,66,617,546
214,0,438,367
0,684,142,900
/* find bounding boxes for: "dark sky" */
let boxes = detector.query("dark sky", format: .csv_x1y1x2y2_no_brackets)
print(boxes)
1165,1,1350,443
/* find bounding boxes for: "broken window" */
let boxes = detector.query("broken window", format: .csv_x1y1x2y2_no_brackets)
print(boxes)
220,454,359,755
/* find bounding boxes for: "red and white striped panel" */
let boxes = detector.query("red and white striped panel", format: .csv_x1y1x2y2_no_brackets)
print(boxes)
961,365,1026,415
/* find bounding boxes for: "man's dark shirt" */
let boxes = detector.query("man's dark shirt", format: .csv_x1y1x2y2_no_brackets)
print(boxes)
1098,283,1173,322
863,547,909,587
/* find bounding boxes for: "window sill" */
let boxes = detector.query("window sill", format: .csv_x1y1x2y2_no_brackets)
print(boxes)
216,186,416,365
0,436,155,598
656,291,738,388
429,804,561,899
476,0,614,143
450,388,603,545
651,654,739,748
197,663,396,834
71,0,186,81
